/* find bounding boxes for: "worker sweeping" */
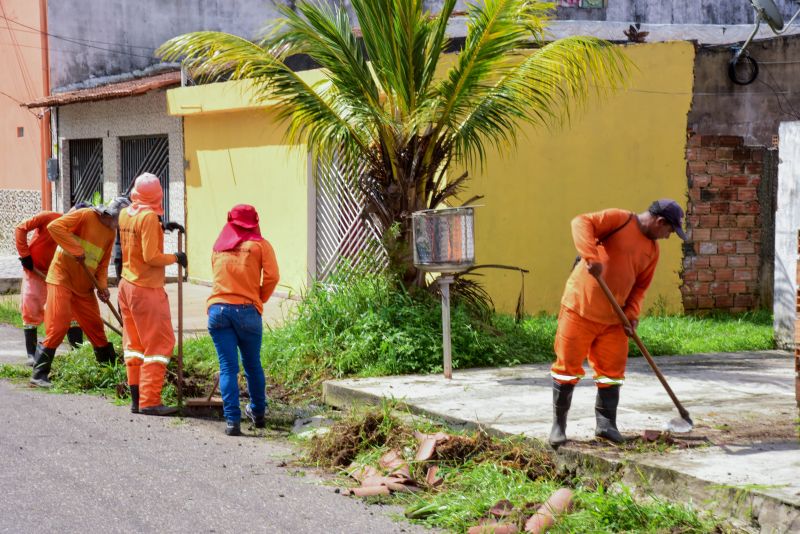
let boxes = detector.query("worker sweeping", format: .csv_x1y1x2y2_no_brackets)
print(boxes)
30,199,127,388
117,173,186,416
549,199,686,449
15,206,89,365
207,204,278,436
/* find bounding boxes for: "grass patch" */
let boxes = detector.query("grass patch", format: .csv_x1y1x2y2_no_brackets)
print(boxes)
308,407,725,533
0,298,44,334
0,363,32,381
630,310,773,356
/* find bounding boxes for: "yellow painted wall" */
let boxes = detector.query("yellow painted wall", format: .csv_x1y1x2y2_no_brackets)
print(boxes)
456,41,695,315
170,41,694,312
177,99,310,294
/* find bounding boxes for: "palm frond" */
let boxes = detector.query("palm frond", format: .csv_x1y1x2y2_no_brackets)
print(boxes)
431,0,552,132
274,2,384,127
157,30,373,166
449,36,630,168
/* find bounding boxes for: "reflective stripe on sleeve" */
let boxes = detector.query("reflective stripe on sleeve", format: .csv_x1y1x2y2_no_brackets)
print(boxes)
124,350,145,360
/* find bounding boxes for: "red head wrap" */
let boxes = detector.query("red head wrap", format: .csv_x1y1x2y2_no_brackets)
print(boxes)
212,204,263,252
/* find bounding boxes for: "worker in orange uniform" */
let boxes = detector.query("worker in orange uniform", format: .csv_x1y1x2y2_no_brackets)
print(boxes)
30,199,127,388
549,199,686,449
118,173,187,416
207,204,279,436
15,206,89,365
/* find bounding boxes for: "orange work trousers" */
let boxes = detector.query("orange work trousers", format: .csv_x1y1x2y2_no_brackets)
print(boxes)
21,270,47,326
42,283,108,349
118,279,175,409
22,270,80,329
551,306,628,388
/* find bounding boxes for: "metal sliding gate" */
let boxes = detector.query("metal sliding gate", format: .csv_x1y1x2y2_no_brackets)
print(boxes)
120,135,170,219
315,155,387,282
69,138,103,207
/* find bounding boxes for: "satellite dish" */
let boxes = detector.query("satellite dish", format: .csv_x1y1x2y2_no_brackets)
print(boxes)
729,0,800,84
751,0,785,32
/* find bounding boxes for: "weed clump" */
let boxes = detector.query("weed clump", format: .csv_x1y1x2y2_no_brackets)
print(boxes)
308,408,410,467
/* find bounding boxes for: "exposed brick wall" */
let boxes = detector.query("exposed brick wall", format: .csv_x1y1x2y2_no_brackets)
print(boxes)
682,133,766,313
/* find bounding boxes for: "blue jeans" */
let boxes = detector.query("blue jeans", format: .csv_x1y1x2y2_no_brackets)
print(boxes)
208,304,266,423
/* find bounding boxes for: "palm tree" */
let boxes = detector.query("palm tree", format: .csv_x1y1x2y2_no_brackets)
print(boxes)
158,0,628,287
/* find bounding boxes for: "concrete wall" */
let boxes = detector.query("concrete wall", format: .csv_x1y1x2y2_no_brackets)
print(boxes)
167,80,313,296
48,0,289,89
555,0,797,24
55,90,184,255
455,41,695,315
0,0,46,253
47,0,800,92
775,121,800,349
689,34,800,147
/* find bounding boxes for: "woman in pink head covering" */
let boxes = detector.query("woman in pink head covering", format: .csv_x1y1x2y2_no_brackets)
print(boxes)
206,204,279,436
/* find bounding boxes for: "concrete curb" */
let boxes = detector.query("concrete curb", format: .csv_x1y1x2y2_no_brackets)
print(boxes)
323,381,800,533
0,278,20,295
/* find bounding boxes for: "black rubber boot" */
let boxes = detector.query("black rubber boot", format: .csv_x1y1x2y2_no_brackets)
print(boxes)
139,405,178,416
548,380,574,450
24,327,37,367
30,344,56,388
225,421,242,436
595,385,625,444
93,343,117,365
130,385,140,414
66,326,84,348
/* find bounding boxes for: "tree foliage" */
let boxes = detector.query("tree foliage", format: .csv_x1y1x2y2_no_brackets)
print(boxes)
158,0,629,284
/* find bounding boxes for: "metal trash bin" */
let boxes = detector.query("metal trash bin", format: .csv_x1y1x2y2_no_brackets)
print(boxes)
411,206,476,380
411,207,475,273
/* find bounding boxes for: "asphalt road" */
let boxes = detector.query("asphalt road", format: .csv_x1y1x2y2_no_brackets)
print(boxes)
0,375,422,533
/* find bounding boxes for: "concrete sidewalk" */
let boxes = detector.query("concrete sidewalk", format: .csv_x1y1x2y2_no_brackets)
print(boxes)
324,351,800,532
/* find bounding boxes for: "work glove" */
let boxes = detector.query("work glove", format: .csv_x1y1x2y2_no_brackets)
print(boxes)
19,256,34,271
163,221,185,233
174,252,188,269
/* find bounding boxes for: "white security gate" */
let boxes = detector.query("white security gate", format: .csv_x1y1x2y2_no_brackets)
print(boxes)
314,155,387,282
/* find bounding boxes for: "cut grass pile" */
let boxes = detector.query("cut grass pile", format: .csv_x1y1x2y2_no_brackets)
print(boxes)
305,407,726,533
0,272,775,401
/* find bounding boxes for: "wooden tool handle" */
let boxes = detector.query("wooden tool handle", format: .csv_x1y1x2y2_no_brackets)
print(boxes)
176,229,185,406
592,273,691,421
79,262,124,327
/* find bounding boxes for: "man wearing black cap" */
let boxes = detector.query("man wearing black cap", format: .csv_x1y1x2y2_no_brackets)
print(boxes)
548,199,686,449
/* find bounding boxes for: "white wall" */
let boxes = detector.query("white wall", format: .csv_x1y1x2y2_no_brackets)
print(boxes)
774,121,800,349
56,90,184,260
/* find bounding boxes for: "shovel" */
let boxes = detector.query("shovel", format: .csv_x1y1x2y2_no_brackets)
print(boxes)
592,273,694,433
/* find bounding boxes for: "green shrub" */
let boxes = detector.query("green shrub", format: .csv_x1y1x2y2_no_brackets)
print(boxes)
262,273,549,392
